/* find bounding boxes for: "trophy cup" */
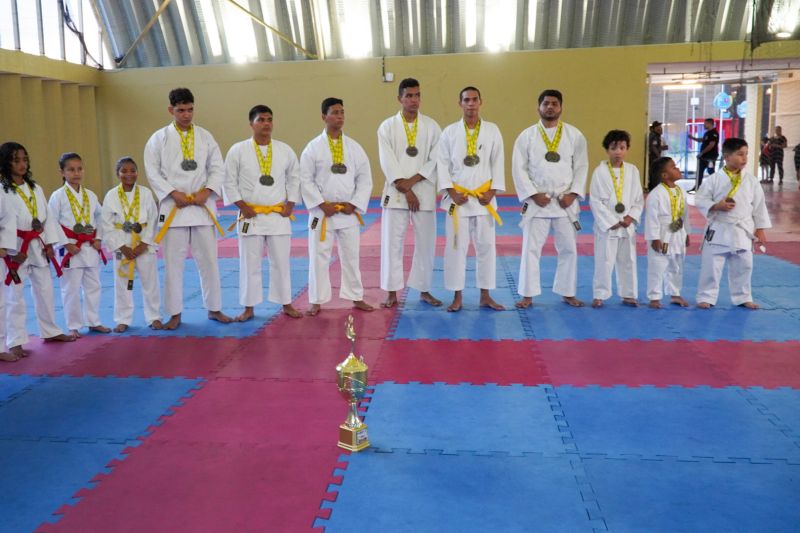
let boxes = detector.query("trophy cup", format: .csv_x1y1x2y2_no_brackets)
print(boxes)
335,315,370,452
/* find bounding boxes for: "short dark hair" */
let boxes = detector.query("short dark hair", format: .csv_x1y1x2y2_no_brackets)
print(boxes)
602,130,631,150
459,86,481,101
115,156,138,174
249,105,273,122
321,97,343,115
169,88,194,106
58,152,82,170
538,89,563,105
398,78,419,97
722,137,748,155
649,157,673,191
704,118,715,126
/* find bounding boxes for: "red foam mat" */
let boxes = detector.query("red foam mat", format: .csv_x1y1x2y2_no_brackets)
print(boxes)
262,307,396,340
2,336,116,376
691,340,800,388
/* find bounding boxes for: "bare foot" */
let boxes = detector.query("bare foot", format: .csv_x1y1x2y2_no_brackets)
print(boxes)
282,304,302,318
0,352,19,362
515,297,533,309
236,307,255,322
739,301,759,310
670,296,689,307
622,298,639,307
697,302,712,309
208,310,234,323
44,334,76,343
89,325,112,334
306,304,321,316
149,320,164,330
9,346,27,358
68,329,81,339
353,300,375,312
592,299,604,308
649,300,662,309
382,292,398,308
447,292,462,312
479,291,505,311
562,296,585,307
113,324,129,333
164,314,182,330
420,292,442,307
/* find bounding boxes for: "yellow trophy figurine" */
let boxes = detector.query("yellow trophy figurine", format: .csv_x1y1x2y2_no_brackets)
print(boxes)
336,315,370,451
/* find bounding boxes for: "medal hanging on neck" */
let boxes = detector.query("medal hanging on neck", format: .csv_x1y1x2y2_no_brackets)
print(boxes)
118,184,142,233
538,122,563,163
463,120,481,166
328,133,347,173
65,185,92,233
403,115,419,157
723,167,742,199
254,140,274,186
16,183,43,232
662,183,684,232
606,161,625,213
175,123,197,171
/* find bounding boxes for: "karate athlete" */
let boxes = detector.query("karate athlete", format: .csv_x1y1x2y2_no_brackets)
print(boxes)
1,142,74,360
144,87,233,329
512,89,588,308
588,130,644,308
695,138,771,309
49,152,110,337
436,86,505,312
377,78,442,308
300,97,374,316
644,157,690,309
100,157,163,332
0,185,18,361
224,105,302,321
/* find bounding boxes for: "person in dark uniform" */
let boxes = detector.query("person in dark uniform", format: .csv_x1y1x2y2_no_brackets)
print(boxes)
688,118,718,192
647,121,668,191
768,126,788,184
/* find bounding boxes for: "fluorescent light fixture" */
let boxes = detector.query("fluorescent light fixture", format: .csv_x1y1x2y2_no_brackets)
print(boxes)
776,31,792,38
663,84,703,90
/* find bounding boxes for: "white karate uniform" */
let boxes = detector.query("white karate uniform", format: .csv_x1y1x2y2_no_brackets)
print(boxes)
644,184,690,301
436,119,505,291
695,168,771,305
224,138,301,306
300,130,372,305
144,123,226,316
589,162,644,300
4,183,66,348
49,185,105,331
377,111,441,293
0,192,18,350
512,121,588,297
100,184,161,325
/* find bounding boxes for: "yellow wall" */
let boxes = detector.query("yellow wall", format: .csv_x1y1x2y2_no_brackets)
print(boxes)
3,39,799,197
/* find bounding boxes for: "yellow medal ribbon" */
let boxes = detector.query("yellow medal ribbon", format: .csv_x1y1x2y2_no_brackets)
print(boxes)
537,121,563,153
661,183,685,222
154,189,225,244
723,167,742,199
114,222,147,284
450,180,503,248
254,140,273,176
64,185,91,226
327,134,344,165
402,115,418,149
173,123,195,161
319,203,364,242
606,161,625,206
464,120,481,157
14,183,38,219
117,185,141,223
227,203,296,232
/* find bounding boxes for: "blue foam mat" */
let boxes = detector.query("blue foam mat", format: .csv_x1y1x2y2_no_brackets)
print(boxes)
746,388,800,437
0,374,40,403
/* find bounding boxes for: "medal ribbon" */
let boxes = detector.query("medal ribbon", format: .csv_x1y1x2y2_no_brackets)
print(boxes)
227,203,296,232
450,180,503,249
14,183,38,220
463,120,481,157
537,121,563,153
173,123,195,162
253,140,273,176
117,185,141,223
64,185,91,226
723,167,742,198
327,134,344,166
661,183,684,222
606,161,625,206
154,188,225,244
319,203,364,242
402,116,418,149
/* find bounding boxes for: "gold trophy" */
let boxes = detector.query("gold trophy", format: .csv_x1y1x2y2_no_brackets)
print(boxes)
335,315,370,452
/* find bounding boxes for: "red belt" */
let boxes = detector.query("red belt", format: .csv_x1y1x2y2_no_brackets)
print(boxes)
4,229,63,285
60,225,108,269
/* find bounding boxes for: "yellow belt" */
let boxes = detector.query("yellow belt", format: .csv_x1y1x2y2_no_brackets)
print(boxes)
320,203,364,242
114,222,147,284
450,180,502,247
154,191,225,244
227,203,296,232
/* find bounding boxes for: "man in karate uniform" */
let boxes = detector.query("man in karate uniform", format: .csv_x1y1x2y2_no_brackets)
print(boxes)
300,97,374,316
224,105,302,321
436,86,505,312
377,78,442,308
144,87,232,329
512,89,588,308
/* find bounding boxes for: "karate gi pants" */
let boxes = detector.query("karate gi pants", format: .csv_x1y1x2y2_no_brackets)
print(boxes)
443,213,496,291
696,245,754,306
380,208,436,292
239,233,292,306
6,263,64,348
60,266,103,331
518,217,578,298
308,225,364,304
646,249,684,301
592,232,638,300
161,226,222,316
113,252,161,325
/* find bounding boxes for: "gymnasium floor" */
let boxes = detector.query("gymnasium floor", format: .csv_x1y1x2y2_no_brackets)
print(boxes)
1,185,799,532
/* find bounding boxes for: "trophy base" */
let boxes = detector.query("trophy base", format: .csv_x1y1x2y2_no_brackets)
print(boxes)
338,423,370,452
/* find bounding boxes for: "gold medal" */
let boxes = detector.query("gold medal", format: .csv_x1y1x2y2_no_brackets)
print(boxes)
259,175,274,186
615,202,625,214
406,146,418,157
538,122,564,163
463,155,480,167
31,218,43,232
73,223,85,233
545,151,560,162
132,222,143,234
331,163,348,174
122,221,133,233
181,159,197,171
